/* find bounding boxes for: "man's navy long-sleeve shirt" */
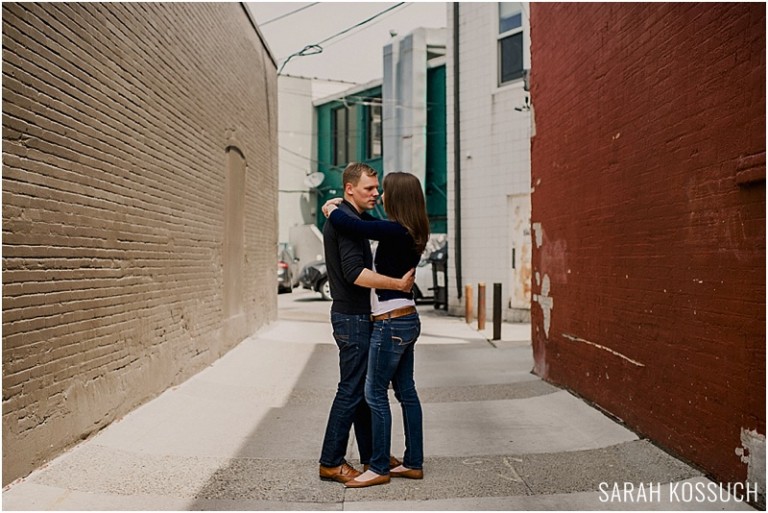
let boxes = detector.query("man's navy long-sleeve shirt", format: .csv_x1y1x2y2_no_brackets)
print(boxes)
323,200,374,315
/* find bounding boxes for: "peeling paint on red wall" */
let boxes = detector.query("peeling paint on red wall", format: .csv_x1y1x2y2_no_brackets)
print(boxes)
530,2,765,500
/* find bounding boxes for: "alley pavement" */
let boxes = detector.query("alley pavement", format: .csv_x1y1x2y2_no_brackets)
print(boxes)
3,290,755,510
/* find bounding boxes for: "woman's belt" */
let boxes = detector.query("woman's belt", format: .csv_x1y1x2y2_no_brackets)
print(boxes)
371,306,417,322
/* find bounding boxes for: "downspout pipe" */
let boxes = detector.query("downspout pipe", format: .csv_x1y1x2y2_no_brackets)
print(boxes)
452,2,463,299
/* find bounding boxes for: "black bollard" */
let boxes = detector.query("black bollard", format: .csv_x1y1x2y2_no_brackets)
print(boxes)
493,283,502,341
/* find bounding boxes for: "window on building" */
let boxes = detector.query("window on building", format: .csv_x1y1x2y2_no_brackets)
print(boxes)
367,101,382,159
498,3,525,85
333,105,358,166
333,106,347,165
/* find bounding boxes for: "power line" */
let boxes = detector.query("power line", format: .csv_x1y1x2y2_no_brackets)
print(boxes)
260,3,319,27
279,88,444,109
316,3,405,46
323,3,411,50
280,127,448,137
278,3,406,75
279,157,315,176
279,144,335,169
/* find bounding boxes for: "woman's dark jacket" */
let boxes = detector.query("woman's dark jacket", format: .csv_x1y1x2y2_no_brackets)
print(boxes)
328,208,420,301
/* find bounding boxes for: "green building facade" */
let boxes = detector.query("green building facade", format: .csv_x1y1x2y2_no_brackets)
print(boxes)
314,66,446,234
315,85,385,229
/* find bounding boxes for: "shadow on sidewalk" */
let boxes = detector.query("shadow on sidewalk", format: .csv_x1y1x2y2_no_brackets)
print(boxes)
185,313,704,509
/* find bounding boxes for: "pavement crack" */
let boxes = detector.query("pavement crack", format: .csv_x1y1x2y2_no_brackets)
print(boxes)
503,456,534,495
502,457,524,483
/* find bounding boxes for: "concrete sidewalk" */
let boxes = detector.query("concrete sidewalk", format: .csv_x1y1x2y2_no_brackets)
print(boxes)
3,291,755,510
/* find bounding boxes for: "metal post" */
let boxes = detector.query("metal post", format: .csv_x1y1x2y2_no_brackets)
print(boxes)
453,2,463,299
493,283,502,341
478,282,486,331
465,284,473,324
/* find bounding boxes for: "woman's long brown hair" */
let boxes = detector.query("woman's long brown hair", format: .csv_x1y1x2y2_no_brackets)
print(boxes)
383,172,430,254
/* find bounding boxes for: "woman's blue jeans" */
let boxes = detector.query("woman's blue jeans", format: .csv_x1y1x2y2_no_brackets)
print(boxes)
365,313,423,475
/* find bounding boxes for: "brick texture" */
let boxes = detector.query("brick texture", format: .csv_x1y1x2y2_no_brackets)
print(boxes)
2,3,278,485
530,3,765,488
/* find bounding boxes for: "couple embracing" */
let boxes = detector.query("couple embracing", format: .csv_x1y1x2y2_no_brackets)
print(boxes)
317,163,429,489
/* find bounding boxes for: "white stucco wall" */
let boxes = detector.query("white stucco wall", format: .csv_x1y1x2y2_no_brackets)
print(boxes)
382,27,446,188
446,3,532,321
277,75,350,244
278,75,315,244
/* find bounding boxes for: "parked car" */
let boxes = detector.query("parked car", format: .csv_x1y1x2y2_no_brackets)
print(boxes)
299,260,331,301
278,243,300,293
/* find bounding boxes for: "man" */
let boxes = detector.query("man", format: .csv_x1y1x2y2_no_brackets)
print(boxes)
318,163,414,483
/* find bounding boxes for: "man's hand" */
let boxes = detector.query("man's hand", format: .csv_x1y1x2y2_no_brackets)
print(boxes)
322,197,343,218
397,268,415,292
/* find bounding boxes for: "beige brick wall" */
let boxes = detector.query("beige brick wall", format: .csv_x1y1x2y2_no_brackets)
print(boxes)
2,3,278,485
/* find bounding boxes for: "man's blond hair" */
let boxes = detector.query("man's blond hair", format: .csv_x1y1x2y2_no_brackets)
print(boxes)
342,162,377,187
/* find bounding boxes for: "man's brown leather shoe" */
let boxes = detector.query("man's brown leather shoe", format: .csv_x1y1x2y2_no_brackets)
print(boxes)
319,462,361,484
363,455,401,472
344,472,390,488
390,466,424,479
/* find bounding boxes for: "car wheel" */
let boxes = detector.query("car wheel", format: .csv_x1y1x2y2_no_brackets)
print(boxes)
319,278,332,301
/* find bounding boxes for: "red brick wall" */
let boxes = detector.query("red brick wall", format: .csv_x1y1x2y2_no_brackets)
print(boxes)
530,3,765,488
2,3,278,484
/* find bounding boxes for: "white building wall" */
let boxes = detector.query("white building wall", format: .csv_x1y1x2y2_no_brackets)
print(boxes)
382,28,446,188
278,75,315,244
277,75,349,244
446,3,532,321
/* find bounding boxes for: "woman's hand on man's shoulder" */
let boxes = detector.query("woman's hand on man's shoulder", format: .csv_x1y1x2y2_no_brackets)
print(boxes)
322,197,343,218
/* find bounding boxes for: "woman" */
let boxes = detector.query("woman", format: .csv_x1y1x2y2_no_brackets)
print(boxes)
322,172,429,488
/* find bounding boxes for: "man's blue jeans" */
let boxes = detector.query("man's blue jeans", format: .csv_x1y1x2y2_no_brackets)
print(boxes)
319,312,373,467
365,313,423,475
